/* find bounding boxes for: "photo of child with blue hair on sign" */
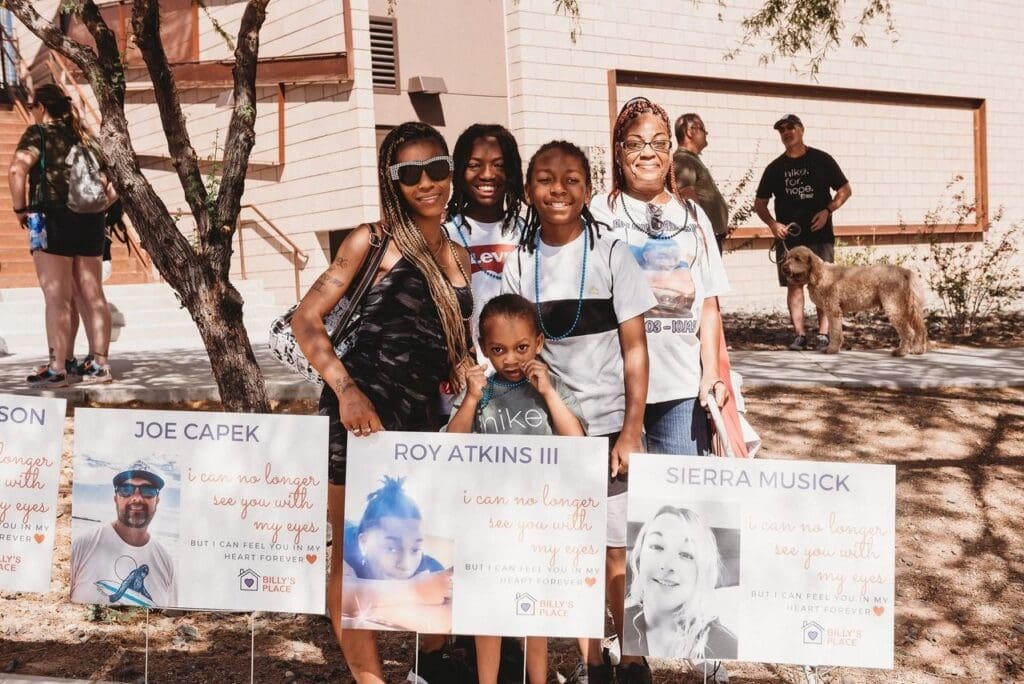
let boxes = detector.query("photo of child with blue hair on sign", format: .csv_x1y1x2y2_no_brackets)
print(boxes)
340,476,453,632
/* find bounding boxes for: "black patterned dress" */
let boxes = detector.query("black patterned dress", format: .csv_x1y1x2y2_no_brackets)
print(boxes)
319,257,473,484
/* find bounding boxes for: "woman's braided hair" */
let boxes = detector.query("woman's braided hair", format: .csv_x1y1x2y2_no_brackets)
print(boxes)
519,140,605,254
378,122,470,386
447,123,524,235
608,96,674,208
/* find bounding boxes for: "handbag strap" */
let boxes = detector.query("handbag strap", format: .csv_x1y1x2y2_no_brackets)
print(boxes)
328,221,390,347
30,124,48,208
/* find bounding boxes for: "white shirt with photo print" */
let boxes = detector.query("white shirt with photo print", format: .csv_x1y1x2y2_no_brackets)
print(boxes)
592,193,730,403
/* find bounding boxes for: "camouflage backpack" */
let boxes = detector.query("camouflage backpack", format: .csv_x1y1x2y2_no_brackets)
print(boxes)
65,142,109,213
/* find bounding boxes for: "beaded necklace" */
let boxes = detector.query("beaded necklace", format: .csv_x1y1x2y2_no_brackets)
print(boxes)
621,194,687,241
479,373,529,409
533,226,588,341
451,215,506,281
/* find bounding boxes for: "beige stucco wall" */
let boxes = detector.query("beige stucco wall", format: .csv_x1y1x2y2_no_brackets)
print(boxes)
369,0,509,144
504,0,1024,311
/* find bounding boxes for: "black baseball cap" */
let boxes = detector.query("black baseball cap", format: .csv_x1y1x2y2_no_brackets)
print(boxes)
773,114,803,130
112,459,165,489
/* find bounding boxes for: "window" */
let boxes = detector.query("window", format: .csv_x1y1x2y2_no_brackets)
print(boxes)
369,16,399,93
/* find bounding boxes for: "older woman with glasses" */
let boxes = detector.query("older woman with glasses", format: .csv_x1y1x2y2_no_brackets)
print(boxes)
588,96,731,683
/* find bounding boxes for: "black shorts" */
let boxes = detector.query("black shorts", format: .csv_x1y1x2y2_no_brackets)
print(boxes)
41,207,105,258
776,241,834,287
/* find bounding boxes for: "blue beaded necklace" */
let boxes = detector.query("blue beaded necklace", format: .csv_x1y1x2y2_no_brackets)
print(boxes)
479,373,529,409
533,226,588,341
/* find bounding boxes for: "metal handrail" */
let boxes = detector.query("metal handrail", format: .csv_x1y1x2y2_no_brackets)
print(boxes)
237,203,309,300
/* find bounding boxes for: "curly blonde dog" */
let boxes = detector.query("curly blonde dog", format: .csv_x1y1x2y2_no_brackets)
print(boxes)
781,246,928,356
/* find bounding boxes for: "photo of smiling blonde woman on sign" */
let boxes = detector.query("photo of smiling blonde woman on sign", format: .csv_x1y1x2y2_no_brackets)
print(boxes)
624,501,740,663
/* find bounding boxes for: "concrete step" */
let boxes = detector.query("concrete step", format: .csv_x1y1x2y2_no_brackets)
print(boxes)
0,278,284,354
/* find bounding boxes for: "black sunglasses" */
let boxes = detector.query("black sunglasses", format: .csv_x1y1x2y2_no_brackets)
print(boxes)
115,484,160,498
388,156,453,186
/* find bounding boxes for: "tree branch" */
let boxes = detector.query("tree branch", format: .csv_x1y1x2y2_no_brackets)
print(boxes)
131,0,209,234
78,0,126,109
214,0,270,255
3,0,100,74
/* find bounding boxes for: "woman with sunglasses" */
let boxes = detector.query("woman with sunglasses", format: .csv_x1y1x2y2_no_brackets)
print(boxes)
589,98,731,682
8,83,117,387
292,121,472,683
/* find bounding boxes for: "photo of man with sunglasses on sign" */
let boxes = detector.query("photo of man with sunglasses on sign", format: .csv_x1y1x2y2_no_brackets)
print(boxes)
70,459,177,607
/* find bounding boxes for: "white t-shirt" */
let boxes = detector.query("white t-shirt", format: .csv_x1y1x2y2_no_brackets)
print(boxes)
70,523,177,607
501,229,655,437
591,192,730,402
447,215,522,361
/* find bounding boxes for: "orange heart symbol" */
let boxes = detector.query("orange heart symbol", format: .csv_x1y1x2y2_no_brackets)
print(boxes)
872,605,885,616
584,576,597,587
34,534,45,544
305,554,317,564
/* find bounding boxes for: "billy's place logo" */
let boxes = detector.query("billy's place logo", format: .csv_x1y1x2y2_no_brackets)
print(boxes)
802,620,824,645
515,592,574,617
239,568,261,591
237,568,298,594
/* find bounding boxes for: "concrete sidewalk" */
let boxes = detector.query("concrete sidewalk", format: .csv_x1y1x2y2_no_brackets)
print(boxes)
0,345,1022,404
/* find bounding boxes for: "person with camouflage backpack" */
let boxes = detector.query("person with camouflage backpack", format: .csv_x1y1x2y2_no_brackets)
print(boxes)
8,83,118,387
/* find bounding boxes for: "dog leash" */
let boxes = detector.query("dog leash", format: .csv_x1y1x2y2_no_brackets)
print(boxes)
769,222,802,264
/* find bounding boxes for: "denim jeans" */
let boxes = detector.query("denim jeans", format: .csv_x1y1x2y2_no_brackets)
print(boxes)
643,397,711,456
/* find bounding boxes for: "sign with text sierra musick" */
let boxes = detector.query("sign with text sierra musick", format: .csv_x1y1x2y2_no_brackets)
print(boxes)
343,431,608,637
0,393,66,594
70,408,328,613
624,453,895,669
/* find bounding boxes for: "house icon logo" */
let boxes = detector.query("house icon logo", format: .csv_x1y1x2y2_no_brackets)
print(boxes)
239,568,260,592
515,593,537,616
802,621,824,645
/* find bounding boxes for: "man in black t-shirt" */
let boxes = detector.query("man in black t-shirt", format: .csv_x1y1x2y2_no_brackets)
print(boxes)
754,114,852,351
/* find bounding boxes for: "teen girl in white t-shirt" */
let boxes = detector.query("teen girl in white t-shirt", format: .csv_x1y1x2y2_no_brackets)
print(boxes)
445,123,525,358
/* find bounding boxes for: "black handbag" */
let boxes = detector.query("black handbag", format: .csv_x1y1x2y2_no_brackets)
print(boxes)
268,222,390,384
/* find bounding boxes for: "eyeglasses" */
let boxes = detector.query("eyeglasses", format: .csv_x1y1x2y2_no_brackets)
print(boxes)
619,139,672,154
778,123,799,132
115,484,160,498
388,155,454,186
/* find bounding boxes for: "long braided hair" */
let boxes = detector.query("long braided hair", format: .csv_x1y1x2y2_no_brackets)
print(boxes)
34,83,93,146
447,123,524,235
519,140,606,254
378,122,470,387
608,96,674,208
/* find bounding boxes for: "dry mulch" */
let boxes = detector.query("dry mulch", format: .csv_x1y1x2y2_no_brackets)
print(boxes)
3,387,1024,683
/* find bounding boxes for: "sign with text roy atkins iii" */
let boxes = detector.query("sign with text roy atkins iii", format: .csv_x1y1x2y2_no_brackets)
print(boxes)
343,432,608,637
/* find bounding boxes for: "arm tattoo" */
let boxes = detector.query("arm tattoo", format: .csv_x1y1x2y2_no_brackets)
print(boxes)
332,255,351,269
335,376,356,395
311,273,344,293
